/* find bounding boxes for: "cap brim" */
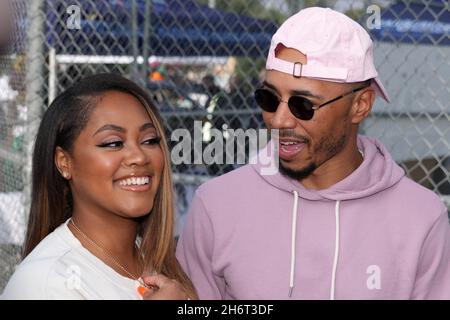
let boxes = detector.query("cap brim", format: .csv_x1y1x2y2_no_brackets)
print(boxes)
372,77,390,103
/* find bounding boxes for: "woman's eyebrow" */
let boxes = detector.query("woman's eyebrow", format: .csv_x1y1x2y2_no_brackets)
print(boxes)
93,123,155,136
140,123,155,131
93,124,125,136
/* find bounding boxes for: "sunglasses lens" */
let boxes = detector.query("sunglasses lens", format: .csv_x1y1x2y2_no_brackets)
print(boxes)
254,89,278,112
288,96,315,120
254,89,316,120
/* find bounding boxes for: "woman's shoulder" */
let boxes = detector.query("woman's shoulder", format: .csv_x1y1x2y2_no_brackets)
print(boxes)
1,223,85,299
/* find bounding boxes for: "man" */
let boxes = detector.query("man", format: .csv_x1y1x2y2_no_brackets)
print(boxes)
176,7,450,299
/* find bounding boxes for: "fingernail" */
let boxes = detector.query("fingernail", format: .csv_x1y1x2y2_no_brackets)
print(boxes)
137,286,146,296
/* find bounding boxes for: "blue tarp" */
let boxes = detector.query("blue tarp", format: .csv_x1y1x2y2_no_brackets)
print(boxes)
46,0,277,56
370,0,449,46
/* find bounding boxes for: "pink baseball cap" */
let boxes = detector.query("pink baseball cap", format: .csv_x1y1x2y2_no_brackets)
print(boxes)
266,7,390,103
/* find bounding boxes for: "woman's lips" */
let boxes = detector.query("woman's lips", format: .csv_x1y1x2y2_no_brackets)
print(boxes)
115,176,152,192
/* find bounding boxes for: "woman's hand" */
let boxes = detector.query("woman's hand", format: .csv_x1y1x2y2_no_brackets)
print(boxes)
139,274,190,300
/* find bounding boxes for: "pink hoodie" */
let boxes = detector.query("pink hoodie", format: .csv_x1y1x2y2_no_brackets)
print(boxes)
176,135,450,299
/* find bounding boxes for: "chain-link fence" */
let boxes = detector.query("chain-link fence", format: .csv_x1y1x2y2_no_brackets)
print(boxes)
0,0,449,292
0,0,28,292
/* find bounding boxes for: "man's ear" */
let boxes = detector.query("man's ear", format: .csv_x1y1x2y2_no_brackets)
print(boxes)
351,88,375,125
55,146,72,180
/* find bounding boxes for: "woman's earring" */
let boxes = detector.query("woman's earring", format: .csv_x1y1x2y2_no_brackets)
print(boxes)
63,172,70,179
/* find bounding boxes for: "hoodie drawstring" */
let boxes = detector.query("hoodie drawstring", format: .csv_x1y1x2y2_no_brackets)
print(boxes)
330,200,341,300
288,192,341,300
289,190,299,297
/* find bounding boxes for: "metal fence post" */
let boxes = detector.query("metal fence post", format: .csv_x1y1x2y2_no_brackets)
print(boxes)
23,0,46,226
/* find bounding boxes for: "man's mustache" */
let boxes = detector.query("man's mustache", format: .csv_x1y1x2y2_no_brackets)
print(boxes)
271,129,309,144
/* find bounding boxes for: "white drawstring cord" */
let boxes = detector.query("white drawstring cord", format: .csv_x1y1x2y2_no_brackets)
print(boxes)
289,190,299,297
330,200,341,300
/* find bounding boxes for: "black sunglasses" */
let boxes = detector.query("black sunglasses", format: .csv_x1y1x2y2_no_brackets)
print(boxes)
254,85,370,120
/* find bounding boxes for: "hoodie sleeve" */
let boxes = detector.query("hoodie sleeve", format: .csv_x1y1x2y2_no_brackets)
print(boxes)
411,208,450,300
176,191,226,299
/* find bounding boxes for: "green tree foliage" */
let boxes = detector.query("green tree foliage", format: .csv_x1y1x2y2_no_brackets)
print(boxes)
197,0,287,86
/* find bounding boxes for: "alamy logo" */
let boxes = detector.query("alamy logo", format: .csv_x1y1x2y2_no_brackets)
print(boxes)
66,5,81,30
366,265,381,290
366,5,381,30
170,121,279,176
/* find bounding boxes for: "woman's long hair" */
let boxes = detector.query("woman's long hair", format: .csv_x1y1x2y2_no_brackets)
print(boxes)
23,73,197,298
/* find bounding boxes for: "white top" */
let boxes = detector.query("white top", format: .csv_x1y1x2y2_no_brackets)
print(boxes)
1,220,143,300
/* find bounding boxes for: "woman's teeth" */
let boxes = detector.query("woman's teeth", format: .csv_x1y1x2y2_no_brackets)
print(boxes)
118,177,150,186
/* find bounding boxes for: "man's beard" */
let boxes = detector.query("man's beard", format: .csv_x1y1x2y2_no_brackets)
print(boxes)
278,131,348,181
279,161,317,180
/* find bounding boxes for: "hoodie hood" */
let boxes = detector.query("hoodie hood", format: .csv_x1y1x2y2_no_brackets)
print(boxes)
251,135,406,298
252,135,405,201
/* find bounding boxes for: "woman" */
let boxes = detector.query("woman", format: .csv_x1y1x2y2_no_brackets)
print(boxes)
1,73,197,299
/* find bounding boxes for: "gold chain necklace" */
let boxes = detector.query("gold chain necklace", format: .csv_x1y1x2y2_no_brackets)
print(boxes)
69,218,152,290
